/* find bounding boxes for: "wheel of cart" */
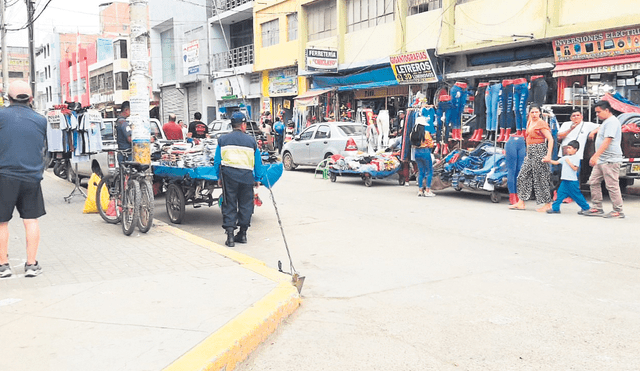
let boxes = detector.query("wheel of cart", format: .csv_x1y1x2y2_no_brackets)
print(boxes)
329,172,337,182
362,173,373,187
166,183,186,224
490,190,501,203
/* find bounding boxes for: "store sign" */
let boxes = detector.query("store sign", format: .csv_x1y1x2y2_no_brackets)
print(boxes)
306,48,338,73
268,67,298,96
182,40,200,76
354,86,409,99
553,26,640,63
390,50,438,84
554,62,640,77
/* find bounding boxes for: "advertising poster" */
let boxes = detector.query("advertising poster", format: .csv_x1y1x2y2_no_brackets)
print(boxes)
390,50,438,84
553,26,640,63
182,40,200,76
268,67,298,96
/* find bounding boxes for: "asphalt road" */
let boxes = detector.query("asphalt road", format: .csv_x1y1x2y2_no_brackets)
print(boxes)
154,169,640,371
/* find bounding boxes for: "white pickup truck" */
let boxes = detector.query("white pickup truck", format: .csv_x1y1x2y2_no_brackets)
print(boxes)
66,118,166,180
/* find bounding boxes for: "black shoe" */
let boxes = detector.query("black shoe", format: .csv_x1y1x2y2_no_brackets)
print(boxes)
234,229,247,244
225,232,235,247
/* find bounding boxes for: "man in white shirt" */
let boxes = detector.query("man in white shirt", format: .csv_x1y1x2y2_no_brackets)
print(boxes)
557,109,598,160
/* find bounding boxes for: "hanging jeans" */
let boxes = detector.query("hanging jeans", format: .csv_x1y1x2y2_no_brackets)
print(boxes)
505,135,526,194
485,83,501,131
449,85,468,130
552,180,590,212
474,85,487,131
529,77,548,106
500,83,514,130
436,101,453,142
414,147,433,189
401,111,417,161
513,82,529,131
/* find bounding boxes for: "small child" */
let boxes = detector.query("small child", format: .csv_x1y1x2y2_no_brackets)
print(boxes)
543,140,590,214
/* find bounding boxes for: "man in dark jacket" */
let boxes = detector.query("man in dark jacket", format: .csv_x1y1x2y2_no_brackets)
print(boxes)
0,80,47,278
213,112,264,247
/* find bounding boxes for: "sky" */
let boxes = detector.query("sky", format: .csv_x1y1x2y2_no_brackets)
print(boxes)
6,0,104,47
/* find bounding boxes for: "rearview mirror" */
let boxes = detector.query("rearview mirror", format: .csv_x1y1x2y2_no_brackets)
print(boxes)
294,135,301,141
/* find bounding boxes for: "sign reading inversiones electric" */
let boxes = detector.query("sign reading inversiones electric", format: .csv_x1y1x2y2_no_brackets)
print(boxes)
306,48,338,73
553,26,640,63
390,50,438,84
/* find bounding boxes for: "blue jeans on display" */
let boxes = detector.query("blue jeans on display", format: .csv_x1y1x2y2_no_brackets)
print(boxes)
500,84,514,130
449,85,468,130
414,147,433,189
551,180,590,212
505,135,526,194
529,78,548,106
513,83,529,131
436,101,453,142
474,85,487,131
485,83,501,131
402,111,417,161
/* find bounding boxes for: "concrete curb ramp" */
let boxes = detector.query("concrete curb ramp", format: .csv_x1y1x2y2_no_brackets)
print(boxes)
157,222,302,371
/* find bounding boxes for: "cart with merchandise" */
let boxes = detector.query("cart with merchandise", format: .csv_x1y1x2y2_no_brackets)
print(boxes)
327,153,404,187
153,140,283,224
432,141,509,203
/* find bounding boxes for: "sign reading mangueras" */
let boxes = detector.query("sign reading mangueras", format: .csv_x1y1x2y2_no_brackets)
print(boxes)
306,48,338,73
390,50,438,84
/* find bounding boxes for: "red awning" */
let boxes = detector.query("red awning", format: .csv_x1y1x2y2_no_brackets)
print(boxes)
553,55,640,77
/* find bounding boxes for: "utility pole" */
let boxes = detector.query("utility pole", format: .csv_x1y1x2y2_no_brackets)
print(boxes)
1,0,8,101
26,0,35,99
129,0,150,164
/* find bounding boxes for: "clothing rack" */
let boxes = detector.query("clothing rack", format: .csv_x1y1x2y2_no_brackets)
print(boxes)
64,163,87,203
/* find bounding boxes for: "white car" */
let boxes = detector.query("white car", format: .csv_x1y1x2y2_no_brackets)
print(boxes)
281,122,367,170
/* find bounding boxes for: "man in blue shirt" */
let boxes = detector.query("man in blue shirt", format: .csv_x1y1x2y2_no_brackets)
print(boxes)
213,112,264,247
116,101,131,163
273,118,285,155
0,80,47,278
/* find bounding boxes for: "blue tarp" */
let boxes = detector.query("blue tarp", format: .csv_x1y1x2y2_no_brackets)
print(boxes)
312,66,398,90
153,163,284,189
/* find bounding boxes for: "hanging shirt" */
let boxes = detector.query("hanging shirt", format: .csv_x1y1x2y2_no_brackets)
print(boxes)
46,110,68,152
81,110,105,154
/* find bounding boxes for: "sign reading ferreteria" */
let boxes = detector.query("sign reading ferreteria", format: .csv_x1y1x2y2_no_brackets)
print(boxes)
553,26,640,63
305,48,338,73
390,50,438,84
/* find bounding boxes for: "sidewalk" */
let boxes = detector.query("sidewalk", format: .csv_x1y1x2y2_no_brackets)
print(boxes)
0,171,301,371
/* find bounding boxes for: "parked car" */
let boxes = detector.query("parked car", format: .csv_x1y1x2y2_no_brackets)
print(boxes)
208,119,232,137
281,122,367,171
69,117,166,180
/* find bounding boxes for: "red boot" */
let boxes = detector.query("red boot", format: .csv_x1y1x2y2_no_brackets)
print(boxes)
434,143,440,155
496,128,505,142
501,128,511,142
474,129,484,141
457,129,464,141
441,143,449,155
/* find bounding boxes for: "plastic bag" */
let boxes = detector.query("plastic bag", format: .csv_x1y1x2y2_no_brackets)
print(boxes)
83,173,109,213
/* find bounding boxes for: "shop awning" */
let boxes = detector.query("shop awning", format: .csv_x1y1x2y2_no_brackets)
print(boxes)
553,55,640,77
445,62,555,80
294,88,332,106
312,66,398,90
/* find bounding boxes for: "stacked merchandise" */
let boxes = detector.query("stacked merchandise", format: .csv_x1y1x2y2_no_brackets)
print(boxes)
158,139,218,168
438,142,508,191
330,153,400,175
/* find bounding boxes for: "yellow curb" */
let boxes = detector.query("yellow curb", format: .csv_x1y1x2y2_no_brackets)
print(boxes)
157,221,302,371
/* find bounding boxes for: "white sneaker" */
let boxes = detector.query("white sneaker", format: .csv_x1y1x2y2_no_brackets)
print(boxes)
418,190,425,197
424,191,436,197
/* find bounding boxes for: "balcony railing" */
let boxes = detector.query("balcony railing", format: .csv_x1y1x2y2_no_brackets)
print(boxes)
215,0,252,12
212,44,254,71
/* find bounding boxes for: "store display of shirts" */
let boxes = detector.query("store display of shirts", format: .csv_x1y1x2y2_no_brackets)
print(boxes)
46,110,69,152
45,107,106,162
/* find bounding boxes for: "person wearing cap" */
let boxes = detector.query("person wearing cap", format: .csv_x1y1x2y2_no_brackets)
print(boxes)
116,101,132,163
0,80,48,278
212,112,265,247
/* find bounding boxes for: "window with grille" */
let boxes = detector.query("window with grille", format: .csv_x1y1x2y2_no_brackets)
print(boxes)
114,39,128,59
409,0,441,15
347,0,395,33
307,0,336,41
115,71,129,90
261,19,280,47
288,13,298,41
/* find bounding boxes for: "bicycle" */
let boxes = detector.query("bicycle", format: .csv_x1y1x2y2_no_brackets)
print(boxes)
96,150,155,235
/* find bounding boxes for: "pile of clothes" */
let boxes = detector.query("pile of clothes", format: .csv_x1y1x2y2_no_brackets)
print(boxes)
158,139,218,168
330,153,400,174
439,142,508,191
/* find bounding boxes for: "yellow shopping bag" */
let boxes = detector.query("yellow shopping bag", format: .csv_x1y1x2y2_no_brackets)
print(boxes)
83,173,109,213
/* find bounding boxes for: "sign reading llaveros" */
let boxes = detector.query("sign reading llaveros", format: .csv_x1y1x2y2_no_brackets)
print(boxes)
390,50,438,84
